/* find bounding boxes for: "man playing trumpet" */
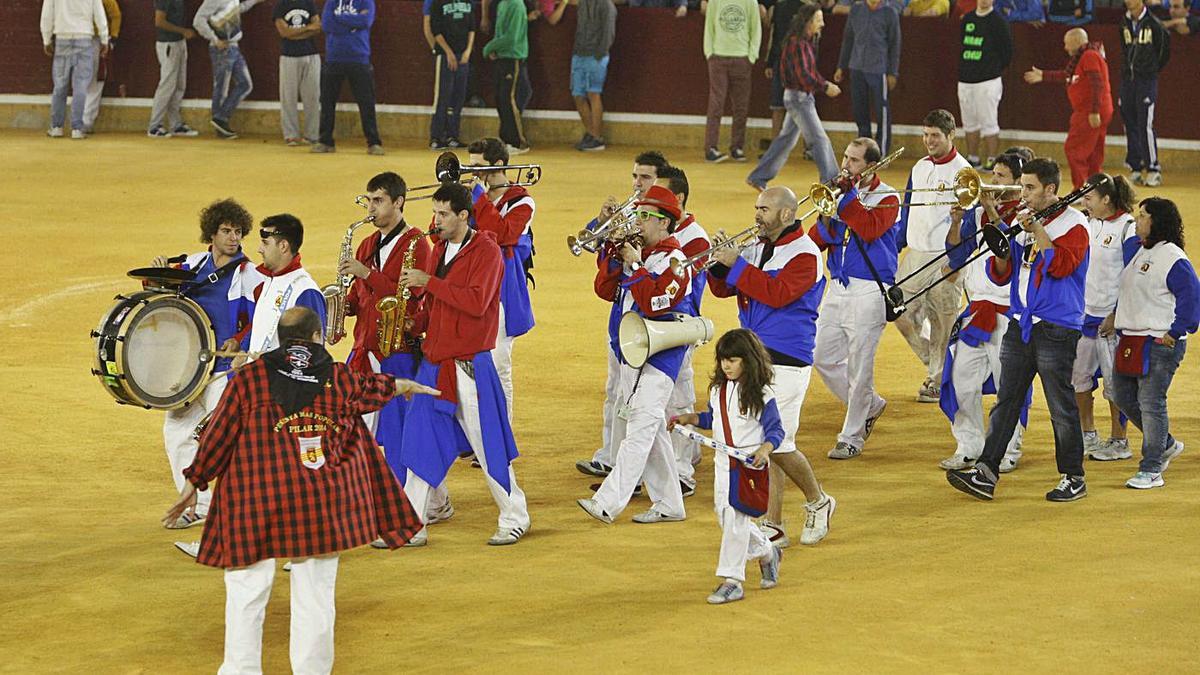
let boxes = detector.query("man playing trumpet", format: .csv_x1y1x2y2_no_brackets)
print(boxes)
706,187,836,547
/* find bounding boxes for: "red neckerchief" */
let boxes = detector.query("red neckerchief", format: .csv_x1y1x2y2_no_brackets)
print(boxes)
927,148,961,165
641,235,681,262
967,300,1008,334
256,254,304,278
718,381,735,446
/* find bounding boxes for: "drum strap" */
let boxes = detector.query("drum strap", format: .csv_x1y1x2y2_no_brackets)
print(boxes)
180,255,247,296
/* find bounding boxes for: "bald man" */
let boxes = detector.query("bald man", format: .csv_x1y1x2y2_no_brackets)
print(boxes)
706,186,836,548
1024,28,1113,188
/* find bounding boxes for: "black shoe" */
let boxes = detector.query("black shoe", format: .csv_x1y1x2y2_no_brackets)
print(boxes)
574,133,594,151
730,147,747,162
946,468,996,501
445,137,464,148
705,147,729,163
1046,475,1087,502
210,118,237,139
680,481,696,498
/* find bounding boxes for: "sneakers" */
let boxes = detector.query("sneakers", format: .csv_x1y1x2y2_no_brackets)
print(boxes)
147,126,172,138
574,133,593,151
445,137,463,148
210,118,238,139
746,178,767,193
165,510,205,530
863,400,887,441
730,147,747,162
576,459,612,477
369,536,389,549
506,143,531,156
680,481,696,498
1126,471,1164,490
827,441,861,460
404,527,429,547
800,494,835,545
590,481,643,497
172,124,199,137
946,467,996,501
759,545,782,589
174,541,200,558
283,561,293,572
71,129,86,139
286,137,304,146
1088,437,1132,461
759,520,791,548
367,144,386,156
631,508,685,524
583,136,606,152
577,497,614,524
487,525,528,545
939,454,976,471
47,127,64,138
707,581,745,604
916,379,940,403
705,147,728,163
430,139,448,150
310,143,335,153
425,499,455,524
1161,440,1184,470
999,454,1020,473
1144,171,1163,187
1082,430,1100,455
1046,474,1087,502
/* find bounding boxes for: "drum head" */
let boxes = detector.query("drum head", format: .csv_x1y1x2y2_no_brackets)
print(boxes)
121,297,214,407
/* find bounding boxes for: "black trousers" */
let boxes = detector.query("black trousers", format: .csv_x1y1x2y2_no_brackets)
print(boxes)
492,57,527,148
319,61,381,147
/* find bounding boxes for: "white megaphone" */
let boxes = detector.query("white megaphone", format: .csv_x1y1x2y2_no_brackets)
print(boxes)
618,311,715,368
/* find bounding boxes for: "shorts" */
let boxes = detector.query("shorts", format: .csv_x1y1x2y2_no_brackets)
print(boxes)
957,77,1003,136
570,54,609,98
1072,332,1117,396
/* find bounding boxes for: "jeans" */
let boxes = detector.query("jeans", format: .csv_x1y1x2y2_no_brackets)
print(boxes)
319,61,381,147
430,54,469,142
978,320,1085,478
1118,77,1160,173
1111,339,1186,473
747,89,839,186
850,69,891,154
209,44,253,123
50,37,97,130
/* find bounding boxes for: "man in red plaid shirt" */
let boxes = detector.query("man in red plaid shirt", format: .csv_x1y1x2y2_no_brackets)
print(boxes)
163,307,432,674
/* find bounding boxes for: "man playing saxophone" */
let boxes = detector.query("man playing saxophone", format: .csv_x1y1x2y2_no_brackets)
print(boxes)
337,172,435,503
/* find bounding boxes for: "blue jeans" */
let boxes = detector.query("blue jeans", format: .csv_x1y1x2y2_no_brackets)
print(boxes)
50,37,97,130
850,69,891,155
979,320,1085,478
209,44,253,123
748,89,839,186
431,55,469,142
1111,339,1186,473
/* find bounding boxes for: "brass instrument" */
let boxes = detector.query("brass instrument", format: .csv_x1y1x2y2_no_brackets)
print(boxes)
407,151,542,200
798,146,907,220
375,234,421,358
863,166,1017,210
567,194,640,256
321,195,374,345
669,223,764,277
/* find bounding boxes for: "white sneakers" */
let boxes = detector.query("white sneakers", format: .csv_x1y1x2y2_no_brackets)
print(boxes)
939,454,976,471
577,498,614,524
1126,471,1164,489
759,520,791,548
800,494,836,545
631,508,685,524
1088,437,1132,461
1161,440,1185,470
707,581,744,604
174,541,200,558
47,127,64,138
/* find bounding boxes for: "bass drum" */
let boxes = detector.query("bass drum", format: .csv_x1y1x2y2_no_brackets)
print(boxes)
92,291,217,409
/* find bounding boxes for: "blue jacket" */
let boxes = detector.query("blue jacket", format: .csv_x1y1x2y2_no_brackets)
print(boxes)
324,0,375,64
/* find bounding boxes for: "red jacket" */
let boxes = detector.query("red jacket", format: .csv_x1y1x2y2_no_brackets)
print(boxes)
1044,44,1112,117
473,185,533,256
346,225,432,370
413,229,504,364
185,362,421,568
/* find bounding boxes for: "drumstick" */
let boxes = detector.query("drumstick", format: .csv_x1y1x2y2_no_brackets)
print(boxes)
198,348,256,363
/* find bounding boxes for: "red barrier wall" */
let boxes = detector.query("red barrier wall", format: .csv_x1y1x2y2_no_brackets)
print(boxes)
4,1,1197,139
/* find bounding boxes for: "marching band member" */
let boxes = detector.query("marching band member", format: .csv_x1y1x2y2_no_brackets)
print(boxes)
468,137,536,418
708,186,835,547
153,199,260,531
575,150,671,479
947,158,1092,502
398,182,531,546
657,164,710,496
1107,197,1199,489
243,213,327,355
894,109,973,404
578,185,691,525
1074,174,1138,461
669,329,784,605
810,137,899,460
938,153,1030,472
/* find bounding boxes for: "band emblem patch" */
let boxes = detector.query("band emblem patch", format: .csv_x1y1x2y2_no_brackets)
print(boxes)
298,436,326,470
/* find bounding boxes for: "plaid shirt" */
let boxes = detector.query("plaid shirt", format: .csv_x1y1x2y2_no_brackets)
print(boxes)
780,35,827,94
185,361,421,569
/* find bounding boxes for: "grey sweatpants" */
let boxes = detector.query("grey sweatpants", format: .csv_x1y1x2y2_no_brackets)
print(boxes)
279,54,320,142
149,40,187,131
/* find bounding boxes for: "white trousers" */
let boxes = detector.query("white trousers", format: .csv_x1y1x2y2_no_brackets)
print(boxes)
591,348,622,467
81,38,105,129
162,375,228,516
279,54,320,142
814,279,888,447
220,554,338,675
493,303,516,422
593,364,685,519
668,346,700,486
772,364,812,454
1072,333,1117,398
713,452,772,581
404,361,529,531
949,316,1025,460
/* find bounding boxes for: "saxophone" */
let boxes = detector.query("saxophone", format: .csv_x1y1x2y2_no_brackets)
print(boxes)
321,203,374,345
375,234,420,358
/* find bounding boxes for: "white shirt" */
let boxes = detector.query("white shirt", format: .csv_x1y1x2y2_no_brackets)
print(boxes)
903,151,973,253
40,0,109,45
1084,212,1136,317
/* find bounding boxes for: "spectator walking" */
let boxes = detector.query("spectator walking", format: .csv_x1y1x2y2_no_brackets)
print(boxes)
148,0,198,138
957,0,1013,168
762,0,805,146
703,0,762,163
429,0,475,150
551,0,617,151
835,0,901,155
313,0,384,155
41,0,110,139
194,0,265,140
274,0,322,146
483,0,531,154
1119,0,1170,187
80,0,120,134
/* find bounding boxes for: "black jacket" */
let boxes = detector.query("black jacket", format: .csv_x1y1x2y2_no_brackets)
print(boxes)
1121,8,1171,80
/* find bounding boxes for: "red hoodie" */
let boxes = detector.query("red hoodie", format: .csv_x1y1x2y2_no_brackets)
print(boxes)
413,228,503,364
1044,42,1112,117
345,225,433,372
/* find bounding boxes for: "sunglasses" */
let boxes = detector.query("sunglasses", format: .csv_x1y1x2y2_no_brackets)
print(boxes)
635,210,666,221
260,229,283,240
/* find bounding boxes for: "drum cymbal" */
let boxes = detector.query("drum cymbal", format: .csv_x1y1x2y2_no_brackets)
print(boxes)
127,267,195,286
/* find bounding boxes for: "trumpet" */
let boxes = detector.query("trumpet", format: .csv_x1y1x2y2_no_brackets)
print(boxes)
407,151,542,200
567,194,639,256
669,223,764,277
797,146,907,220
321,196,374,345
863,166,1017,210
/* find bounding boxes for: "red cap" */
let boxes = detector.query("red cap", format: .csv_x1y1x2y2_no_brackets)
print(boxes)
634,185,682,222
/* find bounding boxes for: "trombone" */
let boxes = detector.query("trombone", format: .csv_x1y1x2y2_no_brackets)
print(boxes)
669,224,763,277
407,151,542,200
796,146,907,221
863,167,1016,210
567,194,639,256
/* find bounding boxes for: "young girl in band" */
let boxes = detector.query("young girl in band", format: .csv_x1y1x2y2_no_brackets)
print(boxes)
669,329,784,605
